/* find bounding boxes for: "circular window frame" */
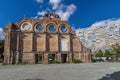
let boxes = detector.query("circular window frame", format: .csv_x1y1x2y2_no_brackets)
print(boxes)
20,22,32,31
60,26,67,32
50,15,54,19
35,24,43,31
49,13,54,19
48,25,55,32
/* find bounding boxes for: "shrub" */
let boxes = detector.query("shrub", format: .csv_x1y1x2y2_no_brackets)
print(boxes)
73,59,82,63
53,61,61,64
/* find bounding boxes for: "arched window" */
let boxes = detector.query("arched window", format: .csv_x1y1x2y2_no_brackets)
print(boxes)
49,37,58,51
61,38,68,51
23,34,33,51
36,36,45,51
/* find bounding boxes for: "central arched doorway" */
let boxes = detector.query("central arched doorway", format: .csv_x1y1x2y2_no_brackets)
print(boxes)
61,54,67,63
35,54,42,64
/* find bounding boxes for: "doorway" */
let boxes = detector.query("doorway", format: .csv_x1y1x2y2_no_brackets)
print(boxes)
12,52,16,64
61,54,67,63
35,54,42,64
48,54,55,63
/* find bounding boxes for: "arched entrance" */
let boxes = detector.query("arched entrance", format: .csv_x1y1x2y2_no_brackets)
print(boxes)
61,54,67,63
35,54,42,64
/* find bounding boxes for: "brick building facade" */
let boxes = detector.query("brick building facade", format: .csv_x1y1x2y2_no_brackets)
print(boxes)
3,13,91,64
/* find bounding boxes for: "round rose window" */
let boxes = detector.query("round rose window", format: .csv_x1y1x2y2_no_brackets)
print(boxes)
49,25,55,31
36,25,43,31
21,22,32,31
61,26,67,32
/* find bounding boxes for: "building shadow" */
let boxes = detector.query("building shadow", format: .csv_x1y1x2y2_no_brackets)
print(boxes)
24,79,44,80
99,71,120,80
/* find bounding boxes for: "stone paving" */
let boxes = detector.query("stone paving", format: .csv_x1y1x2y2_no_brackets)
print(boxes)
0,63,120,80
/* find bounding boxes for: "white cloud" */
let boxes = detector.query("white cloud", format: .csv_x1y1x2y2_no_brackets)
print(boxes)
36,0,77,21
71,24,76,31
36,0,44,3
37,7,52,18
37,11,47,16
33,16,38,19
55,4,77,20
0,28,3,32
0,27,5,40
49,0,61,10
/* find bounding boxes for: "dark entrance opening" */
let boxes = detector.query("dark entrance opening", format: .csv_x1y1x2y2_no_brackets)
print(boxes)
12,51,16,64
18,51,23,63
35,54,42,64
48,54,55,63
61,54,67,63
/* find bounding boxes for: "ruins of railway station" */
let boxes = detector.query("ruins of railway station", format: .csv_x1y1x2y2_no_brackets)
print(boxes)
3,13,91,64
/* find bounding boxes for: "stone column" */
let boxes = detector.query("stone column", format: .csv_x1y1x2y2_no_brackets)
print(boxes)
68,53,72,63
56,53,61,62
30,53,35,64
43,53,48,64
32,32,37,51
70,34,73,52
46,33,49,51
16,32,19,64
58,34,61,51
19,32,23,51
16,32,19,52
15,53,19,64
3,26,11,64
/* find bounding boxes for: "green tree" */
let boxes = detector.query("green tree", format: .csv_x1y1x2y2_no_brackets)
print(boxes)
96,50,104,57
111,43,120,58
104,50,112,58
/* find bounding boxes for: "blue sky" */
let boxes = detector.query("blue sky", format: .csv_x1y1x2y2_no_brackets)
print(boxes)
0,0,120,29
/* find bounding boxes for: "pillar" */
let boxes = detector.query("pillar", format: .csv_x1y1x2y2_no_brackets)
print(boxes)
68,53,72,63
56,53,61,62
43,53,48,64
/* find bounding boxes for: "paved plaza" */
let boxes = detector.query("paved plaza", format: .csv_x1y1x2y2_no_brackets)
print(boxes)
0,63,120,80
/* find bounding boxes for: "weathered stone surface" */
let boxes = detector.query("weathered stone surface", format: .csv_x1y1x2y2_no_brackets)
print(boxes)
3,13,91,64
